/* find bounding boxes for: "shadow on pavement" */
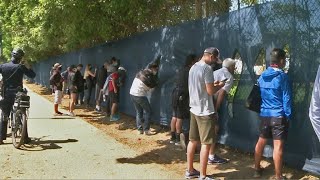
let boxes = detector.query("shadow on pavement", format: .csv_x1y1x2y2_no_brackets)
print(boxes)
22,138,78,151
28,117,76,120
116,139,186,165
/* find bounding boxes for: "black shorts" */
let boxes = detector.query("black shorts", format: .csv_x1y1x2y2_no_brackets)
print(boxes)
109,91,119,103
259,116,288,140
172,89,189,119
68,86,78,94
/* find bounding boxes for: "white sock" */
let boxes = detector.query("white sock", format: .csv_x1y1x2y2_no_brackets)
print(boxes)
209,154,215,160
96,105,100,110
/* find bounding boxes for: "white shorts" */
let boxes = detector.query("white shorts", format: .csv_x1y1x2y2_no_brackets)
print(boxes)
54,90,63,104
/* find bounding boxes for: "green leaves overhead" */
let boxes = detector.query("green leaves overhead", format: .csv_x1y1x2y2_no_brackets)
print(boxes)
0,0,256,62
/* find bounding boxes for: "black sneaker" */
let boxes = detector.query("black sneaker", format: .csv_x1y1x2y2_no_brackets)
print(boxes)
208,155,229,164
170,137,176,144
24,137,32,144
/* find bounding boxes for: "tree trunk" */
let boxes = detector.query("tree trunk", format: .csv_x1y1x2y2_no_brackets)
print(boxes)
195,0,202,19
205,0,209,17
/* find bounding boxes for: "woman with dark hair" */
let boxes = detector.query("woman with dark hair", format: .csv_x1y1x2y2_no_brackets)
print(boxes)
84,64,96,107
170,54,198,146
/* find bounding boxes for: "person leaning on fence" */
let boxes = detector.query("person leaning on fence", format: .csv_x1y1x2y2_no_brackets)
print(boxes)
129,59,159,136
102,66,127,121
95,62,109,112
104,57,119,115
206,58,236,165
67,65,78,117
83,64,96,107
170,54,198,146
49,64,55,95
309,65,320,142
185,47,225,180
0,48,36,145
108,66,120,121
253,48,292,180
50,63,64,116
74,64,84,106
61,66,71,97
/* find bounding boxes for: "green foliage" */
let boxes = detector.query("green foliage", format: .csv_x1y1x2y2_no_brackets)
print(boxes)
0,0,260,62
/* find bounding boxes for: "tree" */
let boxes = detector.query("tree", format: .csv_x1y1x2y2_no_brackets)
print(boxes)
0,0,259,62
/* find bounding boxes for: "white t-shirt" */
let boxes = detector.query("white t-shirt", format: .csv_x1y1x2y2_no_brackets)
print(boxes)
213,67,234,93
188,61,215,116
129,77,151,97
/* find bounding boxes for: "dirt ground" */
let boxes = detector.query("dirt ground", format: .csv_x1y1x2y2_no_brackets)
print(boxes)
24,81,319,180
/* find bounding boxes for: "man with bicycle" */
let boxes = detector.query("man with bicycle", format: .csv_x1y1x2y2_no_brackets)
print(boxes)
0,48,36,145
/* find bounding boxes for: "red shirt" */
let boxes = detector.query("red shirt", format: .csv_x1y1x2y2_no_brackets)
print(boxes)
108,72,119,92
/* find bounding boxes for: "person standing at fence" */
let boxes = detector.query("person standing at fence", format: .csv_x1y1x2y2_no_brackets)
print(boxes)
207,58,236,165
95,62,109,112
68,65,78,117
61,66,71,98
50,63,64,116
74,64,84,106
169,54,197,146
185,47,224,180
129,58,160,136
104,57,119,115
254,48,292,179
84,64,96,107
49,64,55,95
108,67,121,121
309,65,320,142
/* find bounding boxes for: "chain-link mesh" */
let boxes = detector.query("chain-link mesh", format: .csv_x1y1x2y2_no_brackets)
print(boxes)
31,0,320,173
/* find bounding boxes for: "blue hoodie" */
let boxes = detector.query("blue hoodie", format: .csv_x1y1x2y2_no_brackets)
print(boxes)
258,67,292,119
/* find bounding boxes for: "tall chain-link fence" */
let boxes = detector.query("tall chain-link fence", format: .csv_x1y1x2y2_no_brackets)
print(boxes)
31,0,320,174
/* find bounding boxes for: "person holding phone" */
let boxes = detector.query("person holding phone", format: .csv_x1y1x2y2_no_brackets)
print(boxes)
207,58,236,165
185,47,224,180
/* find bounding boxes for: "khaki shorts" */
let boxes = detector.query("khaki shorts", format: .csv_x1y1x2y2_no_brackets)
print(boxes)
189,112,216,145
54,90,63,104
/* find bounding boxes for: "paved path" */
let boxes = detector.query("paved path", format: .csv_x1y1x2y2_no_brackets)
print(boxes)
0,89,179,179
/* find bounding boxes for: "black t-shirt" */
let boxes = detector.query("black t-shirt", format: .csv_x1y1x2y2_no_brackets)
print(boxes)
0,61,36,89
97,66,107,88
174,66,190,96
50,70,63,91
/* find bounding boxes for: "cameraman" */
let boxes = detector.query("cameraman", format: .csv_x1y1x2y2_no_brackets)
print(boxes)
0,48,36,145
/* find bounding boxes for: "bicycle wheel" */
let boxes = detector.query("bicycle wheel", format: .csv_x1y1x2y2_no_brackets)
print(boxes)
11,109,27,149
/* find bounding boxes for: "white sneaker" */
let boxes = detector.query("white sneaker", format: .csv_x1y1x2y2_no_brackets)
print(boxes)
68,112,76,117
144,130,152,136
138,130,143,135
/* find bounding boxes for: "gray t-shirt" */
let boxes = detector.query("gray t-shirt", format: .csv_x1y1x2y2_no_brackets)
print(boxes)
188,61,215,116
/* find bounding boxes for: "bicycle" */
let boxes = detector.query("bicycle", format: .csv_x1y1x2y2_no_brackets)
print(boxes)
0,87,30,148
